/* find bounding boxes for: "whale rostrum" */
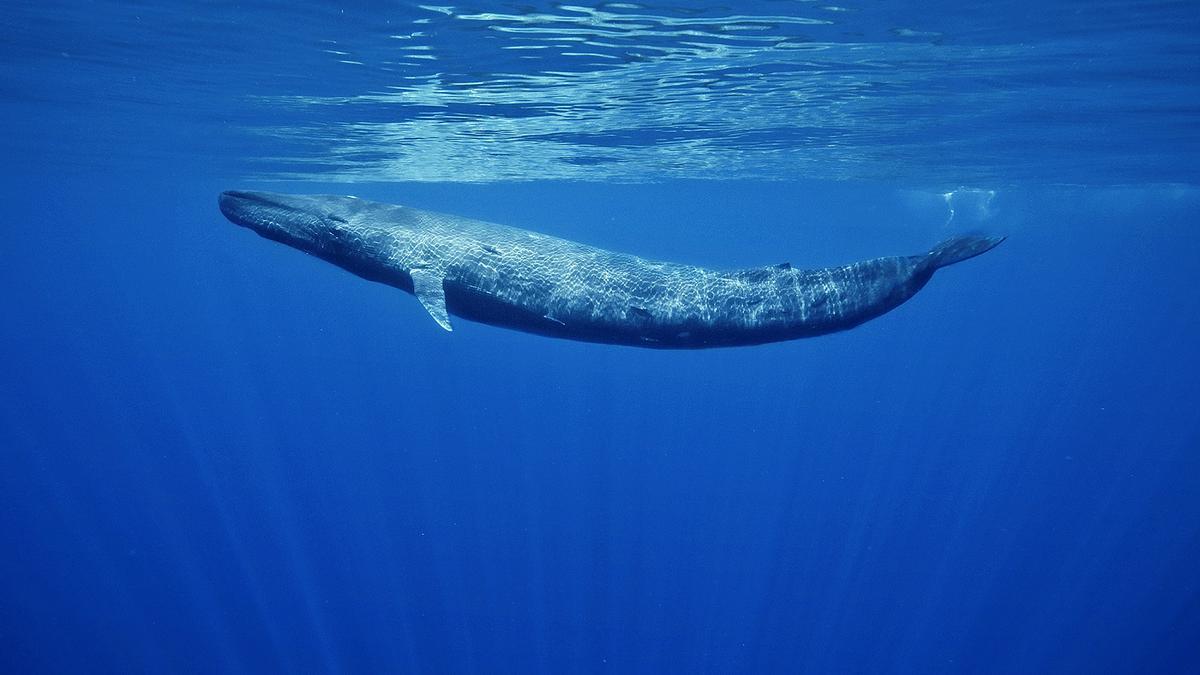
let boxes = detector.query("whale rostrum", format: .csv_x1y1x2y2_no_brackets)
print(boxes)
219,191,1003,349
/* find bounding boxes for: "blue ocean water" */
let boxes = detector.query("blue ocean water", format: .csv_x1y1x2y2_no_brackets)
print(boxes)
2,2,1198,673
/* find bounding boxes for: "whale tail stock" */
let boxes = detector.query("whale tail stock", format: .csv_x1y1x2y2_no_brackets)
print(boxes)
923,234,1005,271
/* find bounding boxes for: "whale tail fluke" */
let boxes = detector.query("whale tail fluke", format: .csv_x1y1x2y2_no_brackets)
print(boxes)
924,234,1005,271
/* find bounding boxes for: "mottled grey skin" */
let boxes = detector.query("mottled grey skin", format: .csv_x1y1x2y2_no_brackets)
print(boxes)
219,191,1003,349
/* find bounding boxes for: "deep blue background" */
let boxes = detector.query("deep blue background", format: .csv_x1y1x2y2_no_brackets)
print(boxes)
4,172,1198,673
3,2,1200,674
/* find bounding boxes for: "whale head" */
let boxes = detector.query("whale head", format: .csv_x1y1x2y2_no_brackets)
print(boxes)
218,190,374,257
219,190,416,289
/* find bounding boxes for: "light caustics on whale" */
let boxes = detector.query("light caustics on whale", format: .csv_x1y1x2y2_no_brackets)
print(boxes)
219,190,1003,349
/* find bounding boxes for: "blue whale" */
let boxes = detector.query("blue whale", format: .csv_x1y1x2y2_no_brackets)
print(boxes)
219,191,1002,348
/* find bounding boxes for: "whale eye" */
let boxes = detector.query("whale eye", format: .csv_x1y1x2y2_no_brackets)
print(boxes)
327,214,348,224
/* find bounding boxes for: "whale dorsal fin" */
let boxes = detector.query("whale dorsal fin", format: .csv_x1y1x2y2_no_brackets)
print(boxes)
410,268,453,332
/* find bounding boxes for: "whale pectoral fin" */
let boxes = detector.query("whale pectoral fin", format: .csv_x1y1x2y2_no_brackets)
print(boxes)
410,268,453,332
